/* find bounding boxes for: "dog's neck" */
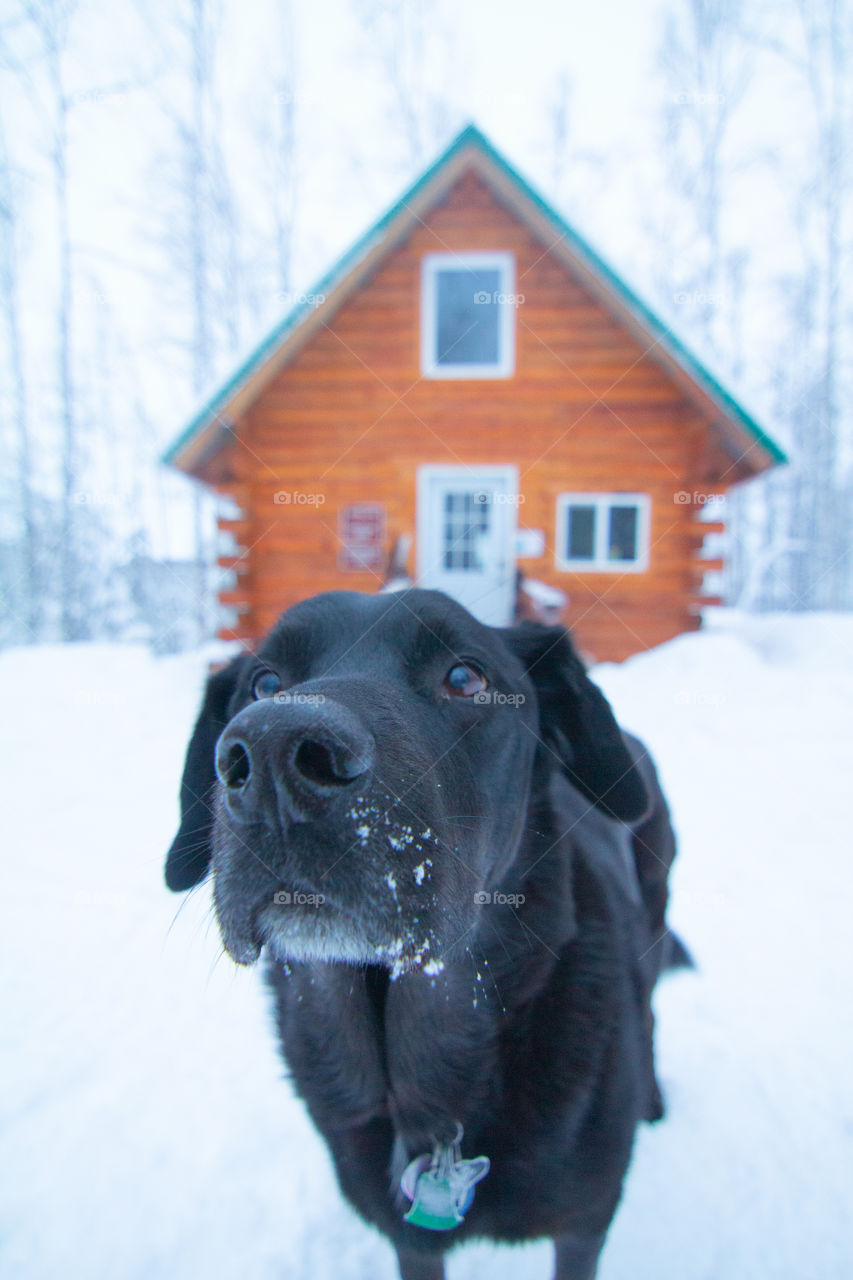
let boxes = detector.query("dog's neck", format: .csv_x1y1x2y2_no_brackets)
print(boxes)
270,812,582,1159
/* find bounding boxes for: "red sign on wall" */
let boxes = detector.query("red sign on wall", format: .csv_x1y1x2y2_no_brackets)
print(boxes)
338,503,386,571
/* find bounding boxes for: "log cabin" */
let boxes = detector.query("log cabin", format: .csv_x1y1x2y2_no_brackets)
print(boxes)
163,124,785,662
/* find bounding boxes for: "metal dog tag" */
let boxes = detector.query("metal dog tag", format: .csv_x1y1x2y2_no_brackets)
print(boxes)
400,1128,489,1231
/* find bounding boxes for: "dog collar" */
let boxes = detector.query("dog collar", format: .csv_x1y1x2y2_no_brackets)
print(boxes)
400,1124,489,1231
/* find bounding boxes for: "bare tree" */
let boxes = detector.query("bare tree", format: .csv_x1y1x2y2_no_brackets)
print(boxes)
352,0,461,171
0,106,40,640
268,0,298,301
786,0,850,607
743,0,852,609
543,69,607,223
24,0,85,639
241,0,299,318
143,0,246,642
653,0,764,607
547,71,573,205
657,0,753,363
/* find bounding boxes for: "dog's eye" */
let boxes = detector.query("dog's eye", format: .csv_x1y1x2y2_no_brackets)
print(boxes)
252,669,282,700
443,662,486,698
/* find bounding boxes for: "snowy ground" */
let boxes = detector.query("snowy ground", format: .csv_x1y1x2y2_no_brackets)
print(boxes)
2,612,852,1279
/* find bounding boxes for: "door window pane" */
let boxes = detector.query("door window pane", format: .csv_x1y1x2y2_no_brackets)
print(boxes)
442,491,489,571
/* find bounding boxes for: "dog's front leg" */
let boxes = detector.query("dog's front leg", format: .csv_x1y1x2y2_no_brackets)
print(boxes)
394,1247,446,1280
553,1231,606,1280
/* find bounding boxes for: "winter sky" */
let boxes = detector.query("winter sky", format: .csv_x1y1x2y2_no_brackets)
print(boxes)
1,0,819,554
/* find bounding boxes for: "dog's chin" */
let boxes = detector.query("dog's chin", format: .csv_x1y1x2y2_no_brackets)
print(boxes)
245,901,446,979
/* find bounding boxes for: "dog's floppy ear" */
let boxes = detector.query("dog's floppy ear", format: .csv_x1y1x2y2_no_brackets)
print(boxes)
165,652,253,891
498,623,649,824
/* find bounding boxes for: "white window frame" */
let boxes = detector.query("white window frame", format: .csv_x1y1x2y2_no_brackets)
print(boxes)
420,251,516,379
555,493,651,573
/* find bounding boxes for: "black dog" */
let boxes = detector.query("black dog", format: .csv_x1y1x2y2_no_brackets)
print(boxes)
166,589,683,1280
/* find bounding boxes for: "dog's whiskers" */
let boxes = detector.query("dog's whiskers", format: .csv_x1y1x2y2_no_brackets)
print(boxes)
167,878,211,935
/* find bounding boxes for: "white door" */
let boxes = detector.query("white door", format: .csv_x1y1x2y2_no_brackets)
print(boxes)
416,465,519,625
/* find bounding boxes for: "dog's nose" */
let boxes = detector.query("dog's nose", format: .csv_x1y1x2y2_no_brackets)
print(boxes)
215,697,375,823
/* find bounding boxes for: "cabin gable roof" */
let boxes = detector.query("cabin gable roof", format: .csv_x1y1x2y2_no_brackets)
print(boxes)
164,124,785,478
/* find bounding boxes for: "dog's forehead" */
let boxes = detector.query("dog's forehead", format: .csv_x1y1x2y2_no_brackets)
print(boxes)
258,589,509,673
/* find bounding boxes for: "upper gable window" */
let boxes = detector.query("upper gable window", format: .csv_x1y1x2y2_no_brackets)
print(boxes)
420,252,516,378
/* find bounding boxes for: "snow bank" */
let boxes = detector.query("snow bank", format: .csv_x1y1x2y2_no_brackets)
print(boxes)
1,616,851,1279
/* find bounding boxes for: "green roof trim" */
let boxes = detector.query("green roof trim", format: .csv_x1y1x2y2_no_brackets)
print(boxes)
163,123,786,469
